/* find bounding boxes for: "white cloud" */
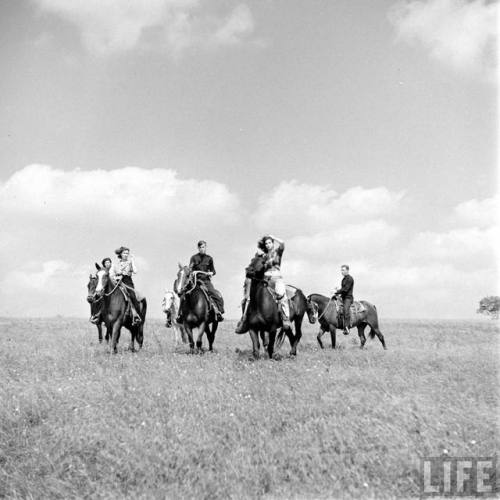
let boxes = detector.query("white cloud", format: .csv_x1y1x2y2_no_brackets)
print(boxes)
0,167,497,319
2,260,72,292
389,0,497,78
454,195,499,227
288,220,400,259
35,0,256,56
214,4,254,46
253,181,405,235
0,164,241,228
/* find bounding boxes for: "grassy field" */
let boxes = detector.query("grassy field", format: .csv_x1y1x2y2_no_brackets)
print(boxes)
0,317,497,499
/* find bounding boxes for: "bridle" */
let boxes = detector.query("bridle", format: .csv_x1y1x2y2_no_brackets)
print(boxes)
180,270,210,295
308,296,334,322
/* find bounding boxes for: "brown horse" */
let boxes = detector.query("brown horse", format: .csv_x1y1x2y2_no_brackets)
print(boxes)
306,293,386,349
87,271,106,343
245,253,308,358
175,265,218,353
91,267,147,354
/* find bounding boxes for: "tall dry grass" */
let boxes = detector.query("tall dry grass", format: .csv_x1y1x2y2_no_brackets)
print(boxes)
0,317,497,499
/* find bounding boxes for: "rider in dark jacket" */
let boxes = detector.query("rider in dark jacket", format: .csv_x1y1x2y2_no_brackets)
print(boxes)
335,264,354,335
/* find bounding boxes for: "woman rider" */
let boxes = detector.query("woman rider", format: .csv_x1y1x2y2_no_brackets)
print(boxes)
234,234,290,333
109,246,142,325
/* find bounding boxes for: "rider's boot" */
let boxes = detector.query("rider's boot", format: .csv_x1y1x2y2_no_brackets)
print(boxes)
343,313,350,335
235,299,249,334
90,314,100,324
279,297,291,329
213,305,224,322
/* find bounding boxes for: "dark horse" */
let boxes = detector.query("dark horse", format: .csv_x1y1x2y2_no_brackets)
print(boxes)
245,253,307,358
87,271,106,343
175,264,218,354
306,293,386,349
89,266,147,354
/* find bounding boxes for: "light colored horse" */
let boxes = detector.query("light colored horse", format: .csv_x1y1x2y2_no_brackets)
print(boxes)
162,290,188,345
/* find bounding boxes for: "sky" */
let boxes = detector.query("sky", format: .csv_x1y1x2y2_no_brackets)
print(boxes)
0,0,497,319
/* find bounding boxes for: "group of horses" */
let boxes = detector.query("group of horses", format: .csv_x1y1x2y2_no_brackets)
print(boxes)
87,253,386,358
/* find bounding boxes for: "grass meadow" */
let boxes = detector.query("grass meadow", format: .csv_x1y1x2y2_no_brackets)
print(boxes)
0,317,498,499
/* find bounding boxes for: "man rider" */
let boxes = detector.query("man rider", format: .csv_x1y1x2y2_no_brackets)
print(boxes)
183,240,224,322
334,264,354,335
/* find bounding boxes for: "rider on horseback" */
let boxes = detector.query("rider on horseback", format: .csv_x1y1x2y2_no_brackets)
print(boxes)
334,264,354,335
235,234,291,334
177,241,224,323
109,246,142,325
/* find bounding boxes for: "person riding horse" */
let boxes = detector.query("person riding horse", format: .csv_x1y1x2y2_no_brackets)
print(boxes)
177,241,224,323
235,234,291,334
109,246,142,325
90,257,112,324
334,264,354,335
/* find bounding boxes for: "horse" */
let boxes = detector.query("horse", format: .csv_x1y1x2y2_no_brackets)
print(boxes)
87,272,106,343
306,293,386,349
244,253,308,358
161,289,188,345
90,266,147,354
175,264,218,353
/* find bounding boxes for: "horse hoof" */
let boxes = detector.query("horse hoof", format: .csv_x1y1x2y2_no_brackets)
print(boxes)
272,353,282,361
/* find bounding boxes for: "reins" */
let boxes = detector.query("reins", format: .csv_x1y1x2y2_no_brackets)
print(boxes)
317,296,334,321
181,270,210,295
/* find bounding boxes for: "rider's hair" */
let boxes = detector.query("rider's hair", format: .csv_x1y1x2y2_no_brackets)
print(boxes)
341,264,349,271
257,235,273,253
101,257,111,267
197,240,206,247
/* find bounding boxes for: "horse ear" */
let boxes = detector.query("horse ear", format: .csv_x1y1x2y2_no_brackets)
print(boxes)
95,262,101,271
178,262,183,269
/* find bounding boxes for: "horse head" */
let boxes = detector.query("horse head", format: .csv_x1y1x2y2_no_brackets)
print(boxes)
245,252,267,280
175,264,192,294
94,268,110,297
306,296,318,324
87,273,98,303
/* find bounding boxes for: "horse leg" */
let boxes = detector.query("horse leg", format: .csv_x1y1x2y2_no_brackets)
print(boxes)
97,324,103,343
357,324,367,349
317,328,325,349
184,324,195,354
329,325,336,349
371,327,387,350
289,318,303,356
110,320,122,354
249,329,260,360
105,323,111,344
268,330,278,359
285,328,295,355
195,323,205,353
206,321,218,351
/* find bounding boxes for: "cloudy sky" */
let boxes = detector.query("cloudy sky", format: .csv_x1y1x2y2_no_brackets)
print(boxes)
0,0,497,319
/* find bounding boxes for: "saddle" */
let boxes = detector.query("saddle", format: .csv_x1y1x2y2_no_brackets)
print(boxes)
333,297,365,328
266,282,297,305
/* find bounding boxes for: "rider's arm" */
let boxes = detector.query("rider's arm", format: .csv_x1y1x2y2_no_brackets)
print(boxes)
209,256,216,276
189,255,196,271
109,263,120,282
270,235,285,256
130,259,137,274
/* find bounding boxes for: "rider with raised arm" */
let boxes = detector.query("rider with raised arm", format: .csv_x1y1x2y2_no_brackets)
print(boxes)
184,240,224,322
109,246,142,325
235,234,291,334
